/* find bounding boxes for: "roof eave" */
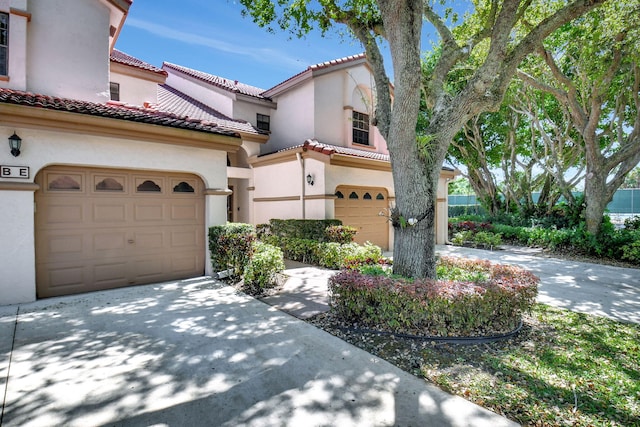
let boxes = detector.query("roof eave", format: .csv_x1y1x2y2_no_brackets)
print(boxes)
0,102,243,152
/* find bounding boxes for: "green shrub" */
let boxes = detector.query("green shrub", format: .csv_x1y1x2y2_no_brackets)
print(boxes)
209,223,256,279
624,216,640,231
342,242,383,269
324,225,358,244
328,256,539,337
243,241,285,294
268,219,342,240
622,240,640,264
262,235,385,270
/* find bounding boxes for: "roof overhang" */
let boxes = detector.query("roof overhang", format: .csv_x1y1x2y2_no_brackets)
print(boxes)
100,0,131,52
250,145,458,176
0,103,242,152
110,61,168,84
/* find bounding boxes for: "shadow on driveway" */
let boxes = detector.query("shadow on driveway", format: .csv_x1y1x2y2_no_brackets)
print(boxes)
0,277,515,427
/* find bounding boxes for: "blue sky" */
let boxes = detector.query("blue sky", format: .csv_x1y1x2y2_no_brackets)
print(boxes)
115,0,444,90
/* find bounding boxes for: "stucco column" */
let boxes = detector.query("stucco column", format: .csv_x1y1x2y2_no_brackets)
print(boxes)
0,182,39,305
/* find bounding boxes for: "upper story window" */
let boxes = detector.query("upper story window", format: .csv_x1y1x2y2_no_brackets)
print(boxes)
0,13,8,76
109,82,120,101
257,113,270,132
352,111,370,145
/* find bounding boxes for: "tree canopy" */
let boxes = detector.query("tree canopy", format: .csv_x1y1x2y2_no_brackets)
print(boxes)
240,0,608,278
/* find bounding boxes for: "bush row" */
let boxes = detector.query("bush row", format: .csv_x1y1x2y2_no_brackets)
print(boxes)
328,256,539,337
450,216,640,265
261,235,384,270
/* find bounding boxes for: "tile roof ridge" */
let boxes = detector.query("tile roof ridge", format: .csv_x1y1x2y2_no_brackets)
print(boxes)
162,62,267,99
110,49,167,76
264,52,367,95
309,52,367,70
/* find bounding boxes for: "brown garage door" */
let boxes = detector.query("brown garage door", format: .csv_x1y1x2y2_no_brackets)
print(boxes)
35,166,205,298
334,185,389,250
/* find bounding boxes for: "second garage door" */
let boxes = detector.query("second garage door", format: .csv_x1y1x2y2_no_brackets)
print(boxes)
35,166,205,298
334,185,389,250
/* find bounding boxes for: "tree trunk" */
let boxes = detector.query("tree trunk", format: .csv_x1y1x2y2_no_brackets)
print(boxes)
583,167,609,235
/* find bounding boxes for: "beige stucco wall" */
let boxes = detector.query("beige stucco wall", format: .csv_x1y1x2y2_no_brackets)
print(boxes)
109,68,159,106
267,80,314,152
26,0,110,102
0,126,229,305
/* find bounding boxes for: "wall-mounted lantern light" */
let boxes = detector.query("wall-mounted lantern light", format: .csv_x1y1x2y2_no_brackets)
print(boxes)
306,173,314,186
8,132,22,157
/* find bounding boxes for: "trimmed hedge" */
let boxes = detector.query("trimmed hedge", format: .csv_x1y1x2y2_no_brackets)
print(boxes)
209,223,256,279
328,256,539,337
268,219,342,240
261,235,384,269
243,241,285,294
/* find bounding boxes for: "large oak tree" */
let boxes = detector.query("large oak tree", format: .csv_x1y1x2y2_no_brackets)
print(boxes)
240,0,607,278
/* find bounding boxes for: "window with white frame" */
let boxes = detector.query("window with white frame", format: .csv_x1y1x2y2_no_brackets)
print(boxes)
0,13,8,76
352,111,370,145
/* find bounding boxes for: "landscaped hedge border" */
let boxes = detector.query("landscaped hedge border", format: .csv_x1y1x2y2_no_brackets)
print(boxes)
328,256,539,337
266,219,342,240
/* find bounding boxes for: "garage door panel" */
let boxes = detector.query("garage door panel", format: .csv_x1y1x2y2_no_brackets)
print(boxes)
93,232,127,252
45,203,85,224
133,231,165,249
171,203,199,221
134,203,165,222
93,203,127,223
47,234,85,255
36,167,205,298
94,262,128,285
171,229,200,248
171,253,202,275
131,258,165,281
47,265,86,290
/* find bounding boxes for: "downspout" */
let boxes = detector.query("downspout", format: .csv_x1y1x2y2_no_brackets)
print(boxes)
297,152,306,219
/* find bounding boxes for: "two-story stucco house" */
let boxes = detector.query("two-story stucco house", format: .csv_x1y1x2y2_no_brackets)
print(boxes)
0,0,249,305
161,54,456,251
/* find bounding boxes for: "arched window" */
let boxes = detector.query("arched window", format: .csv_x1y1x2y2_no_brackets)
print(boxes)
137,180,161,192
96,178,123,191
376,193,385,200
335,191,344,199
173,181,195,193
349,191,359,199
363,192,372,200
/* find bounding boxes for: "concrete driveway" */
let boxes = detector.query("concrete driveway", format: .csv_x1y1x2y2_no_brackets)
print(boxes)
0,277,516,427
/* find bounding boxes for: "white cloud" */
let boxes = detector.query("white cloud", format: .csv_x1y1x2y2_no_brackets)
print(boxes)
125,18,304,71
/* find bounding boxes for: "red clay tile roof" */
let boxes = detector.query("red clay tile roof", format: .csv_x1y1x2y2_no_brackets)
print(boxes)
0,87,239,137
163,62,267,99
301,139,389,161
264,53,367,95
110,49,168,77
272,139,455,171
156,85,265,136
265,139,389,162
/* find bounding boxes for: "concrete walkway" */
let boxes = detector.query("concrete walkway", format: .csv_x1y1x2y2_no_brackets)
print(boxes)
0,277,516,427
264,245,640,325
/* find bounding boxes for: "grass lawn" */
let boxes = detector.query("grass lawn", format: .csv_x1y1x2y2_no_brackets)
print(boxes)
420,304,640,426
312,303,640,426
